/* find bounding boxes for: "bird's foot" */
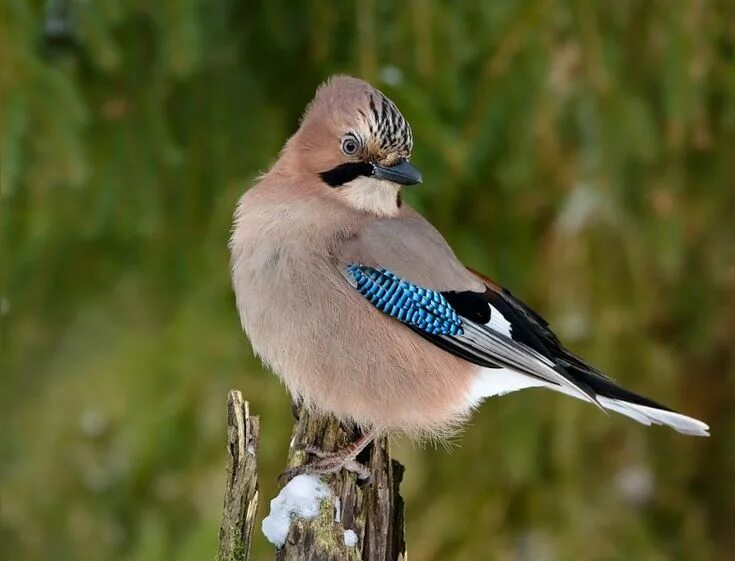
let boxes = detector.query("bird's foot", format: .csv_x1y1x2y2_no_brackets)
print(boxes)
279,453,370,482
279,432,375,484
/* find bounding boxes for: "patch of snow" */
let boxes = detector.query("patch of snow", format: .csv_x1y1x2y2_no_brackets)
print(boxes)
344,529,358,548
261,474,331,548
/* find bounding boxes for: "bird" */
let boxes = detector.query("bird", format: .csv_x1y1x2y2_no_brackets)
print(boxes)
230,75,709,477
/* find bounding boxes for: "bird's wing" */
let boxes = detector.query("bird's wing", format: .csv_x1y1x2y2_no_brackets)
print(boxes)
335,212,709,436
464,267,698,411
335,210,599,405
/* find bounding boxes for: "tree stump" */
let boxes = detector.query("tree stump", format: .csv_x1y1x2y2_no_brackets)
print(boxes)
277,407,406,561
217,391,406,560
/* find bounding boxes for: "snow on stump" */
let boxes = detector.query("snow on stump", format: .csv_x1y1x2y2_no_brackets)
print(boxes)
262,474,332,548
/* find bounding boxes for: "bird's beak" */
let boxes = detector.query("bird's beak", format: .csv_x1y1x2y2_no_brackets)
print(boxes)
372,158,422,186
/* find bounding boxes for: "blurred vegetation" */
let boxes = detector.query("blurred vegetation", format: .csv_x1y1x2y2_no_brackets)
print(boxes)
2,1,735,560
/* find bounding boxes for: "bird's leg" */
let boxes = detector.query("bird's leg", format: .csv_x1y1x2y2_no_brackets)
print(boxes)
280,431,375,483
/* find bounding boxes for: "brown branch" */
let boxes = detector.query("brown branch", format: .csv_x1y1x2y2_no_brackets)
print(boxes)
218,390,259,561
277,408,406,561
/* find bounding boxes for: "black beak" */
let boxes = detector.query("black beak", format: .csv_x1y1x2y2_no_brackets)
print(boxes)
372,158,422,186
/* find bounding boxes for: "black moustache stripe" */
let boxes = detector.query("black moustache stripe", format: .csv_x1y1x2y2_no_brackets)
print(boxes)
319,162,374,187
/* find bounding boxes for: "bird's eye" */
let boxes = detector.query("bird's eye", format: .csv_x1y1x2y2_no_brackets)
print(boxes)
341,136,360,156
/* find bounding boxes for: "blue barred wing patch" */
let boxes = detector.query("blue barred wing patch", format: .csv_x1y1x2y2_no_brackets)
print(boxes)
346,264,464,336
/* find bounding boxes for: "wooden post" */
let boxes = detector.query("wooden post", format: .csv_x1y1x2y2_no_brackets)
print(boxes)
218,390,260,561
216,392,406,560
277,407,406,561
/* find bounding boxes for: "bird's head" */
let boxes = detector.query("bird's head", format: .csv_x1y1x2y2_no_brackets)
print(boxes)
285,75,422,217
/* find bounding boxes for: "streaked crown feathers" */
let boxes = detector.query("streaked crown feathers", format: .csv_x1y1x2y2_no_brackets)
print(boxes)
300,75,414,161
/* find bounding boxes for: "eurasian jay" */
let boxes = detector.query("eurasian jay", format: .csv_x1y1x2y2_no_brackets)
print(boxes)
230,76,708,477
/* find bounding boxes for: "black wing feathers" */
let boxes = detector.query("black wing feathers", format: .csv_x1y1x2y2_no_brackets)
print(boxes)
437,287,600,402
442,277,634,397
440,287,562,364
442,290,491,323
454,273,673,409
492,287,616,381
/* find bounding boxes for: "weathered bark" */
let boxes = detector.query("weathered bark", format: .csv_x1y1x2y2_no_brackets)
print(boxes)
218,390,260,561
277,408,406,561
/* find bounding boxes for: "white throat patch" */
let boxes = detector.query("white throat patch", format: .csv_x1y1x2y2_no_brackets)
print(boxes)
336,176,401,217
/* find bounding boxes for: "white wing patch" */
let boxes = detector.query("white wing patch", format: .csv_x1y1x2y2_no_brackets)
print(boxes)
487,304,512,337
466,368,545,407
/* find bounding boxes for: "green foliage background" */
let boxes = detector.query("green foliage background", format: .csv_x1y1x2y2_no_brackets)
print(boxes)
2,1,734,560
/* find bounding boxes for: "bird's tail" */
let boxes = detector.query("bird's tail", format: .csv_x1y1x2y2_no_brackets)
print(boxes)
565,367,710,436
474,367,710,436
